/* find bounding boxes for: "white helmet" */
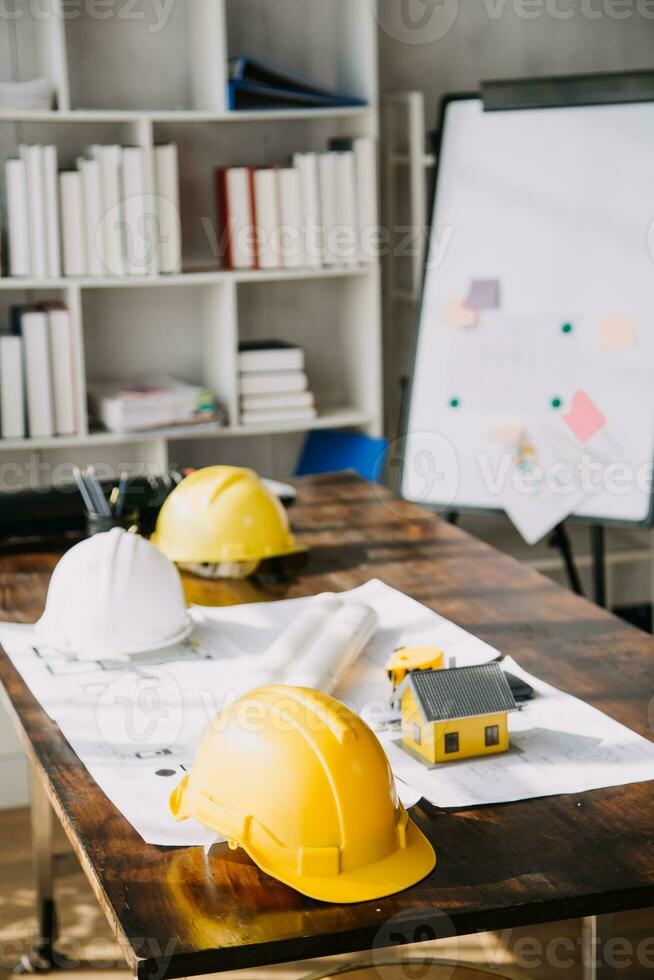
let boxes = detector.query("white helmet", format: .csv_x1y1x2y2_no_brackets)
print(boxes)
36,528,193,661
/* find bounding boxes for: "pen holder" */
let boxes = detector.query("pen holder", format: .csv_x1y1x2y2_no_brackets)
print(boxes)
86,508,140,537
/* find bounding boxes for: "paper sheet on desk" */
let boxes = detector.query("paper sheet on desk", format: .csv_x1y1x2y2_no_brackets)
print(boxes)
0,579,499,846
380,656,654,808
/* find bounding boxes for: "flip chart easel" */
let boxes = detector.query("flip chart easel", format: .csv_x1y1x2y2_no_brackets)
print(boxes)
401,71,654,606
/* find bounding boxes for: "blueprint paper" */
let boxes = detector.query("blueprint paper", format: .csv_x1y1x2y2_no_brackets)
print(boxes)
378,656,654,809
0,580,499,846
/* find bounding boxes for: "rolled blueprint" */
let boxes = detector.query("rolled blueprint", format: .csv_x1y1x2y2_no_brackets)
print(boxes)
248,593,343,686
282,602,378,693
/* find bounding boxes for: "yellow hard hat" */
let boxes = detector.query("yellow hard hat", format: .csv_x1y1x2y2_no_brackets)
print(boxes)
151,466,301,569
170,686,435,903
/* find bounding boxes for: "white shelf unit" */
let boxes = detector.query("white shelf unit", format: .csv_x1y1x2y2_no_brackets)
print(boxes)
0,0,382,483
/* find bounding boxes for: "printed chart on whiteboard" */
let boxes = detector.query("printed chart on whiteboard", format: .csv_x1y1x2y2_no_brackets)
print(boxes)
403,96,654,542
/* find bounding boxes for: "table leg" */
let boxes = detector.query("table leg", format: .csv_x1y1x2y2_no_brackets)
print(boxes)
582,914,615,979
15,765,59,974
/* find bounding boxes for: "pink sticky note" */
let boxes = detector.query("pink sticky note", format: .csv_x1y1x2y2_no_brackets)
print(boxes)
599,315,636,351
442,297,477,328
562,390,606,443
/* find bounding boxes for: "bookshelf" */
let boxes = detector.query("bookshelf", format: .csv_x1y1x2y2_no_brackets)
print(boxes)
0,0,382,483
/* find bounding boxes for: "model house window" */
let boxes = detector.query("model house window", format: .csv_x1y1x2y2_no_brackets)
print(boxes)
485,725,500,746
444,732,459,753
412,725,421,745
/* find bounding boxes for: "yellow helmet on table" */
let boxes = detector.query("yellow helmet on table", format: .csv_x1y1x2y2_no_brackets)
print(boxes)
170,685,435,903
152,466,302,577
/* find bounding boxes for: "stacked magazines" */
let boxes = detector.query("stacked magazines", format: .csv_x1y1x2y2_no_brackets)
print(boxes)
239,340,317,425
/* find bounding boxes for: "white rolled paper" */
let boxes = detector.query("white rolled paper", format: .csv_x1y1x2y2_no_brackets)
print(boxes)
282,602,378,694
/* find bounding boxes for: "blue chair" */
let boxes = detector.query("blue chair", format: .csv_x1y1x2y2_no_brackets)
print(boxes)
295,430,389,482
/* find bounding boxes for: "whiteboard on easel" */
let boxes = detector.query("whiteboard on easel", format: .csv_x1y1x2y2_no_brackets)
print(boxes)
402,94,654,542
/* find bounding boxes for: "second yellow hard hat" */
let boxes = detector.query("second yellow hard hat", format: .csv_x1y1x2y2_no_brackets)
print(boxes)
170,686,435,903
152,465,301,569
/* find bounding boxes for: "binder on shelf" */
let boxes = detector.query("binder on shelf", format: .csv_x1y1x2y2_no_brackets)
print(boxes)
20,144,47,278
277,168,306,269
227,56,367,111
154,144,182,275
42,145,61,278
216,166,257,270
0,336,25,439
91,144,125,276
5,158,31,277
78,157,105,276
38,303,77,436
293,152,322,268
333,151,359,267
252,168,281,270
330,137,378,262
318,152,338,266
16,310,56,438
59,171,87,277
121,146,149,276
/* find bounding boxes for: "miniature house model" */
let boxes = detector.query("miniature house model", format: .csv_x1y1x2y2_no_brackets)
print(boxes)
400,662,518,764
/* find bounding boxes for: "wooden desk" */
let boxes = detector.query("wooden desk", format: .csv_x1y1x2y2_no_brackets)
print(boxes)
0,473,652,979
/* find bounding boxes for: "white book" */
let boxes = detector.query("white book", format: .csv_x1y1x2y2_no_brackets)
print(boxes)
318,152,338,267
59,172,87,277
239,342,304,373
293,152,322,268
240,370,308,396
78,157,105,276
5,159,31,276
0,336,25,438
242,406,317,425
334,151,358,267
354,138,377,264
242,390,315,411
154,144,182,275
252,169,281,270
91,144,124,276
20,311,55,437
219,167,255,270
121,146,149,276
19,145,47,278
277,168,306,269
42,145,61,277
46,307,76,435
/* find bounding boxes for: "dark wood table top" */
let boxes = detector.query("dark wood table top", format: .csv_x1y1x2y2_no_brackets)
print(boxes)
1,472,653,980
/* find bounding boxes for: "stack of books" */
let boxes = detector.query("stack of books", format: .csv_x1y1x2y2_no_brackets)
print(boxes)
2,143,182,278
0,78,53,111
88,378,223,434
239,341,317,426
216,136,376,271
0,303,78,439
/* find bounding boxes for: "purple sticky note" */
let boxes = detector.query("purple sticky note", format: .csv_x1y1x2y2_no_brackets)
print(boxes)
466,279,500,311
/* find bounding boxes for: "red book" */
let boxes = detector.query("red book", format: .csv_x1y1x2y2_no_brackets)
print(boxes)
215,166,258,270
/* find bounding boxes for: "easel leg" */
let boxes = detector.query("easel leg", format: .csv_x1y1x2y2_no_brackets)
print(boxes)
591,525,607,608
549,522,583,596
582,914,615,979
15,766,60,973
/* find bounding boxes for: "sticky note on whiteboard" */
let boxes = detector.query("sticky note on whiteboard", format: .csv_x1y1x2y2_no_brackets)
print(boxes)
442,297,477,328
599,315,636,351
562,390,606,443
489,422,525,446
466,279,500,310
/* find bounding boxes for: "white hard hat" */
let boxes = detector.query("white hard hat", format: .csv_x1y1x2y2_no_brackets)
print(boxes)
36,528,193,661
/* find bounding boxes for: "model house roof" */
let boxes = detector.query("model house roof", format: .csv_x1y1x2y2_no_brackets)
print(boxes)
407,662,518,723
